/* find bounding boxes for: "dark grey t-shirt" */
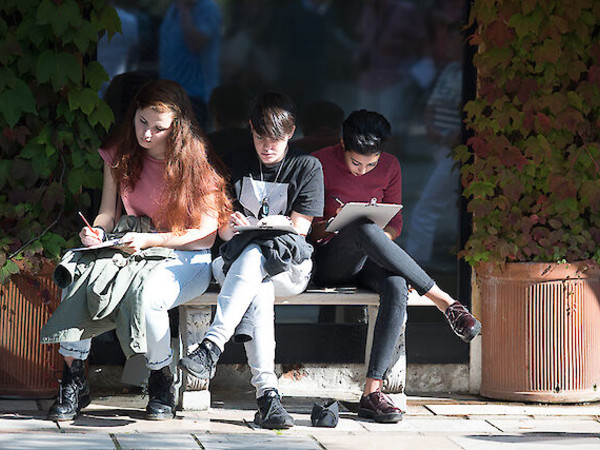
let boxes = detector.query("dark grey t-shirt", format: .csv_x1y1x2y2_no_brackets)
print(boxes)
225,145,324,219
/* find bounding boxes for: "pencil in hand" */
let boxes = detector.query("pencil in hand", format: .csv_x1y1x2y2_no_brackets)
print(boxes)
78,211,102,239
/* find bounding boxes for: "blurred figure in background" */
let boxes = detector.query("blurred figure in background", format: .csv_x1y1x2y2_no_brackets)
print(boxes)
159,0,222,127
97,2,140,97
292,100,344,153
405,0,464,266
206,83,253,161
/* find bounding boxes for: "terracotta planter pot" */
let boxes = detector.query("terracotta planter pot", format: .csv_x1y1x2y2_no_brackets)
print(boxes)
0,265,62,398
477,261,600,403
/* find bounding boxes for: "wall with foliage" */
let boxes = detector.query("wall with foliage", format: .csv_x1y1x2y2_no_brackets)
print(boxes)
0,1,120,281
455,0,600,266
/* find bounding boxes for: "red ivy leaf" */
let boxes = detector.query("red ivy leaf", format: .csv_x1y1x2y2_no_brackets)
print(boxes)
538,92,567,115
467,136,489,158
520,216,537,235
523,113,535,130
479,82,503,102
517,78,538,103
555,108,584,134
536,113,552,133
590,43,600,64
533,39,561,64
588,65,600,88
550,176,577,200
486,19,515,48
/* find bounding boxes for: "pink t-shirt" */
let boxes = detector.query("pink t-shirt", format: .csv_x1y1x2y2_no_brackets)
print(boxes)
98,146,166,222
312,143,403,236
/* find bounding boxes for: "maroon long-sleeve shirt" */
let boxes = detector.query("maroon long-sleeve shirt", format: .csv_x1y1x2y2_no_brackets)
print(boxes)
312,143,403,238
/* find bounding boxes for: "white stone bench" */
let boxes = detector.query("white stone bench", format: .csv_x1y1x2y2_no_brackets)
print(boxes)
178,287,433,410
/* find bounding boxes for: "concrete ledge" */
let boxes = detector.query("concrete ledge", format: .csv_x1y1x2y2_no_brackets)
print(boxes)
186,288,434,307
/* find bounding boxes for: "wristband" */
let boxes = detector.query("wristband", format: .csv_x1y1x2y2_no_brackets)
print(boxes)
94,227,106,241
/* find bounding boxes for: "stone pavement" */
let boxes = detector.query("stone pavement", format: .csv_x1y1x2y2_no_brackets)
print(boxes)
1,389,600,449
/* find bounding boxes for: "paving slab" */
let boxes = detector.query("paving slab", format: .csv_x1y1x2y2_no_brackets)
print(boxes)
193,433,321,449
0,431,116,449
313,432,463,450
0,414,59,432
115,433,200,449
450,433,600,450
486,418,600,434
359,416,498,433
427,404,600,416
0,399,39,412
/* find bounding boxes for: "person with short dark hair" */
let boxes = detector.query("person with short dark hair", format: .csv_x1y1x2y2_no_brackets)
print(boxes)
310,109,481,424
179,92,324,429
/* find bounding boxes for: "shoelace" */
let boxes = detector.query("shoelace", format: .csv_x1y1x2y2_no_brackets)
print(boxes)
265,393,286,417
446,304,469,330
58,379,81,405
373,390,400,412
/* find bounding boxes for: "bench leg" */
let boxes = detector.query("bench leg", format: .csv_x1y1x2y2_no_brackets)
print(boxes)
366,305,407,410
178,304,212,410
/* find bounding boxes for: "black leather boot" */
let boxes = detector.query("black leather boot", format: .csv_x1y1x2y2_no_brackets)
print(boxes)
47,359,91,421
145,366,176,420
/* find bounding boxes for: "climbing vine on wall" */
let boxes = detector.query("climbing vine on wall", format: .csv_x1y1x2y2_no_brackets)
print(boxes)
0,0,120,281
455,0,600,266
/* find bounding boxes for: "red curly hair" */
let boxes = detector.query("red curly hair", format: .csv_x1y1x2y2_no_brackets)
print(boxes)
107,79,232,231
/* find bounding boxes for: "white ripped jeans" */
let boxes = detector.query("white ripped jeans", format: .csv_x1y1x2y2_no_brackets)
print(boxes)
207,243,312,398
59,249,212,370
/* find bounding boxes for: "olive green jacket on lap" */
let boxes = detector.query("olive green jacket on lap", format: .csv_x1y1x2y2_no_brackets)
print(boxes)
41,247,175,358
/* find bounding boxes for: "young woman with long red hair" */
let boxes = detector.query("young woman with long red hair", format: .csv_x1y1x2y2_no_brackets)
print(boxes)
46,79,231,422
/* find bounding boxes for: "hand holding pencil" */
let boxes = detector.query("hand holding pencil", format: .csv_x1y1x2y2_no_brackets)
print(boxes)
332,195,345,215
78,211,104,246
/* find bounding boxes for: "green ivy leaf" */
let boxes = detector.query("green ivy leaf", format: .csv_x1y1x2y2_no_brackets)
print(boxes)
0,259,20,284
71,149,86,168
74,20,101,53
68,87,100,115
32,151,57,177
0,160,11,190
36,50,81,90
84,61,109,91
96,5,122,39
0,67,19,93
66,167,88,194
36,0,56,26
40,232,67,259
89,100,114,131
0,79,36,127
19,141,44,160
86,151,103,170
509,12,542,39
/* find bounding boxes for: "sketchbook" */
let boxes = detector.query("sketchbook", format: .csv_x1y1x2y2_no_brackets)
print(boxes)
70,238,129,252
235,215,298,234
325,202,403,232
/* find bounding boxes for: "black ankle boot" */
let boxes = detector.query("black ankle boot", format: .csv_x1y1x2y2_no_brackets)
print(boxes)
47,359,91,421
145,366,176,420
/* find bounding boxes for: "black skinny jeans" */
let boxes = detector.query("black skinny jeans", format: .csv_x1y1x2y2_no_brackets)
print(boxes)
313,219,435,380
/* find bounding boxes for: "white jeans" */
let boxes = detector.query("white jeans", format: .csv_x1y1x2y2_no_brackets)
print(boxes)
207,243,312,397
59,249,212,370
